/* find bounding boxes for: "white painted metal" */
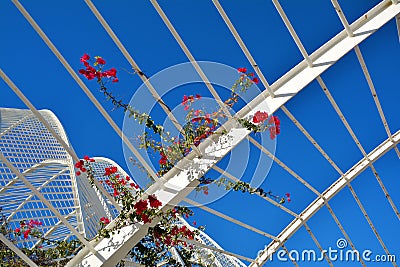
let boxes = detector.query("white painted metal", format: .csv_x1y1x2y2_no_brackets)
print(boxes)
211,0,275,97
11,0,160,184
65,2,400,265
183,198,277,240
331,0,354,36
0,69,120,216
272,0,313,66
354,45,400,158
324,202,366,267
304,223,334,267
84,0,193,142
211,165,299,218
251,130,400,266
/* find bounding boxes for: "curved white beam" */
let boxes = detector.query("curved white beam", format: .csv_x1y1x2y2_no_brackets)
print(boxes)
251,130,400,266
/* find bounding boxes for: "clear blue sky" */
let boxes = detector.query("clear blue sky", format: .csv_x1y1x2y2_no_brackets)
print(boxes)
1,1,399,266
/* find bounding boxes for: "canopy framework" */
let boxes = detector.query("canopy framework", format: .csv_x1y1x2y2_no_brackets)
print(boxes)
0,0,398,266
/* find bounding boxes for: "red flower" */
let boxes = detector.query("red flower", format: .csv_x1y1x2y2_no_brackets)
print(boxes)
182,95,188,106
113,189,119,197
14,228,20,233
195,94,201,99
76,171,81,176
148,194,162,209
112,78,119,83
184,105,189,111
96,57,106,65
130,182,139,189
287,197,291,202
80,53,90,62
237,67,247,73
104,166,118,176
84,155,90,160
252,77,259,84
159,155,167,165
252,111,269,124
192,221,197,226
100,217,110,225
23,229,31,239
141,213,151,224
102,68,117,78
134,200,148,214
75,161,83,168
285,192,290,197
125,176,130,181
269,126,276,139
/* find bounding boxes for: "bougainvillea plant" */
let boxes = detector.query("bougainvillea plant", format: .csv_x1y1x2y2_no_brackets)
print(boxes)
74,54,289,265
0,55,289,267
0,207,81,266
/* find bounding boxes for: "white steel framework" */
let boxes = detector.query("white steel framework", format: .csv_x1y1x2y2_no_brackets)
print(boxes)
0,0,398,266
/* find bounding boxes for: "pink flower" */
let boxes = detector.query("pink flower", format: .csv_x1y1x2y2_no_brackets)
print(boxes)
237,67,247,73
96,57,106,65
184,105,189,111
80,53,90,62
182,95,188,106
252,111,269,124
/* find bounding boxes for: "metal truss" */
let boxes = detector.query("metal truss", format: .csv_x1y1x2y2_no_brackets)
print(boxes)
0,0,398,266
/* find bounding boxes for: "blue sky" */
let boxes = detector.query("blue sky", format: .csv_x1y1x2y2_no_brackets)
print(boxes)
1,0,399,266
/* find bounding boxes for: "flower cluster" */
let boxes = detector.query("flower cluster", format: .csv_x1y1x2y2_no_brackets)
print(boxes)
77,56,290,266
182,94,201,111
79,54,118,83
14,219,42,239
238,67,259,84
99,217,110,225
251,111,281,139
75,155,95,176
238,110,281,139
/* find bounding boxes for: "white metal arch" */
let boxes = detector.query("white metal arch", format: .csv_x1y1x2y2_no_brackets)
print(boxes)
63,2,400,265
251,130,400,266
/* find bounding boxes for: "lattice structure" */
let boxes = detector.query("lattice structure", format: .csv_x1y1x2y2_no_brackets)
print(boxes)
0,108,85,247
0,0,399,266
